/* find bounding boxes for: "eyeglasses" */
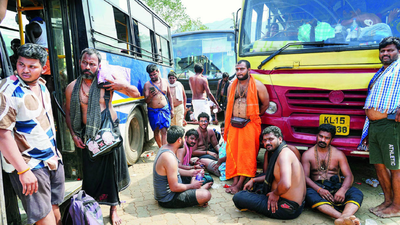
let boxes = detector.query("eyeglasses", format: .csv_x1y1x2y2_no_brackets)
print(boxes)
199,120,208,123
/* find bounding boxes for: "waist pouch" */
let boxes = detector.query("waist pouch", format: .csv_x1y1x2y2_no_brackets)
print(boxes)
231,117,250,128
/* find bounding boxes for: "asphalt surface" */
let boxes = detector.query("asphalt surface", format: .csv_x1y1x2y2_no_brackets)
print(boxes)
100,124,400,225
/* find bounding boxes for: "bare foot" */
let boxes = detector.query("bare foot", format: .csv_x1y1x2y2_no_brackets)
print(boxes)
374,204,400,218
334,215,360,225
230,185,241,194
202,182,213,189
110,206,122,225
369,201,391,213
199,202,209,208
225,186,233,193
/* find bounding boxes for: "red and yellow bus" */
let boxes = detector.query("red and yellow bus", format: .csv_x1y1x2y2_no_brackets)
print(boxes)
237,0,400,156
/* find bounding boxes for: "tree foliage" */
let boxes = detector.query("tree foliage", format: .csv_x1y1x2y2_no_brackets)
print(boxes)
142,0,208,33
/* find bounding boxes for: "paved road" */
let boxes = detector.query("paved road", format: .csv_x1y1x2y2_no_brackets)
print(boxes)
101,124,400,225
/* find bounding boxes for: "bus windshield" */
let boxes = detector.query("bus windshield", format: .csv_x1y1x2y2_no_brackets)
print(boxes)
240,0,400,55
172,31,236,79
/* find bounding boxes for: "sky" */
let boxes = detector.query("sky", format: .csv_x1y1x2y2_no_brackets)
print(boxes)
181,0,243,24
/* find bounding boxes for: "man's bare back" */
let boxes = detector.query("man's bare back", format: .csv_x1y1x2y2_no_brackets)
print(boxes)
189,75,208,100
272,148,306,205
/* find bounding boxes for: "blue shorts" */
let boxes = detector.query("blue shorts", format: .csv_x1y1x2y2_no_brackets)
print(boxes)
148,105,171,131
306,177,363,211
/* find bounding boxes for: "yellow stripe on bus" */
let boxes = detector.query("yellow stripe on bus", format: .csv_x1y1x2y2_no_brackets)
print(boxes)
253,73,374,90
112,96,144,104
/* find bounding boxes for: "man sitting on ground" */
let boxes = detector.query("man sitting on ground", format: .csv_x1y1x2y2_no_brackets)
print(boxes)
233,126,306,219
153,126,212,208
301,124,363,225
192,112,220,161
197,122,227,178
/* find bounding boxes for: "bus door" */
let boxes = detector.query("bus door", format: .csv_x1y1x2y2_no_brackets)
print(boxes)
41,0,83,198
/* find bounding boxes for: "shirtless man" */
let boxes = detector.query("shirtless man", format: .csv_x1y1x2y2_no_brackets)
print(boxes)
189,63,220,120
168,71,186,126
144,64,174,147
263,145,301,173
302,124,363,225
233,126,306,219
177,129,201,170
153,126,211,208
360,36,400,218
224,60,269,194
65,48,140,225
191,112,220,161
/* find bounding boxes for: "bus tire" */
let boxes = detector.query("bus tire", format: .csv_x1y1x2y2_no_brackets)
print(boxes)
124,108,144,165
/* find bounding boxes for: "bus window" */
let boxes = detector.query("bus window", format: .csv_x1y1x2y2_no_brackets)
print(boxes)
107,0,128,13
137,22,153,61
240,0,400,54
130,0,153,28
159,36,170,65
113,7,130,52
88,0,120,52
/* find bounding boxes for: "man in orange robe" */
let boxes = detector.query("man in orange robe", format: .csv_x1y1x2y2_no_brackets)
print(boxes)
224,60,270,194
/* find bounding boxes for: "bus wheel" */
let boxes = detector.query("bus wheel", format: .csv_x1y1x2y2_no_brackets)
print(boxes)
124,108,144,165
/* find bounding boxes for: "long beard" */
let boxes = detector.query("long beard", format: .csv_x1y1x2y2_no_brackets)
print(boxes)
81,69,98,79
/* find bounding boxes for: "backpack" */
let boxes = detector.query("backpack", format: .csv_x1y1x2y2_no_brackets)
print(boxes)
68,190,104,225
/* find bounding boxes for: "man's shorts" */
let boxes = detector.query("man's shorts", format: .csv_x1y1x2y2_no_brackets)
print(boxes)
158,189,198,208
9,161,65,224
369,118,400,170
306,181,363,211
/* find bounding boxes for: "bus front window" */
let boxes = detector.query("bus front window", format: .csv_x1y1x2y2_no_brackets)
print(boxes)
240,0,400,55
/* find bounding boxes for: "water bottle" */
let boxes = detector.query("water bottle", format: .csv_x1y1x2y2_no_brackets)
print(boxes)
195,173,203,181
365,178,378,187
350,18,358,41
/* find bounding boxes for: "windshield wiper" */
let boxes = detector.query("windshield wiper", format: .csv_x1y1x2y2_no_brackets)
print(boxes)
257,41,348,69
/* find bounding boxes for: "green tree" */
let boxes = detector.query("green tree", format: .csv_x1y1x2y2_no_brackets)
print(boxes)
142,0,208,33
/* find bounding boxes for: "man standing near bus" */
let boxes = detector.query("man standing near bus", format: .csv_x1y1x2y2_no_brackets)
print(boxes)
359,36,400,218
0,43,64,225
168,70,186,126
215,72,231,121
225,60,269,194
144,64,174,147
189,63,221,120
65,48,140,225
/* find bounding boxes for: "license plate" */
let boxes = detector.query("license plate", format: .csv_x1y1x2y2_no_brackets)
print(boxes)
319,114,350,136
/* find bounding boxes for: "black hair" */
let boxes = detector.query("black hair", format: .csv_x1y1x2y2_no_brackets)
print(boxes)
262,126,282,139
17,43,48,67
168,71,177,78
318,124,336,138
80,48,102,64
220,122,225,128
237,60,251,69
222,72,229,78
379,36,400,50
197,112,210,122
11,39,20,45
146,63,159,74
194,63,203,73
185,128,199,139
167,126,185,144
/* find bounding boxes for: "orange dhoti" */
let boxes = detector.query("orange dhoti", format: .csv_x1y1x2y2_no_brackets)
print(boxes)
224,74,261,179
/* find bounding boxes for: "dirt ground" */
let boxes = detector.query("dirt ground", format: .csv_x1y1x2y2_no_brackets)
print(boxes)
100,124,400,225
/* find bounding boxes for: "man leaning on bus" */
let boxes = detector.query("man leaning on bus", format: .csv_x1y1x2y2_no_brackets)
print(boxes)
0,43,65,225
359,36,400,218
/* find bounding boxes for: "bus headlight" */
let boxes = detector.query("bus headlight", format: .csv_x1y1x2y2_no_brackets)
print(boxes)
266,101,277,114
